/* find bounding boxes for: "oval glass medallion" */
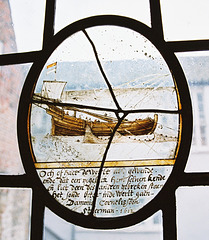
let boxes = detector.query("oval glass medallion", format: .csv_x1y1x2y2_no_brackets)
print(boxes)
18,16,192,227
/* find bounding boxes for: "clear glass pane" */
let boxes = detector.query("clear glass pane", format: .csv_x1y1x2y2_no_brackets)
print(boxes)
1,0,46,53
176,52,209,172
176,186,209,240
0,63,31,174
44,207,163,240
0,0,17,53
0,188,32,240
161,0,209,41
55,0,151,33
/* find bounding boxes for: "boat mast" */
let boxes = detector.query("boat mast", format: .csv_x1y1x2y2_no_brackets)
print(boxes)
47,62,57,81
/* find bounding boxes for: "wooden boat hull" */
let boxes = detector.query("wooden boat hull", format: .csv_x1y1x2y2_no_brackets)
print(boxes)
46,106,158,137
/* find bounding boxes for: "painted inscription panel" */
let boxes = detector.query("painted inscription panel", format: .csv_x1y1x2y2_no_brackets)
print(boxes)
37,166,172,216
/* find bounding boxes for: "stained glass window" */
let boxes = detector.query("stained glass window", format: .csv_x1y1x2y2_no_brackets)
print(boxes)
18,15,192,229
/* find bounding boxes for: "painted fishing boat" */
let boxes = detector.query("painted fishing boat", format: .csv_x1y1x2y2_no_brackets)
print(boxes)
33,80,158,137
46,105,158,136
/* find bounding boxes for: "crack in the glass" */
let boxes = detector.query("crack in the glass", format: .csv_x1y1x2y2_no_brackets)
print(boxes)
82,29,122,113
81,28,129,216
89,112,128,216
32,96,181,115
